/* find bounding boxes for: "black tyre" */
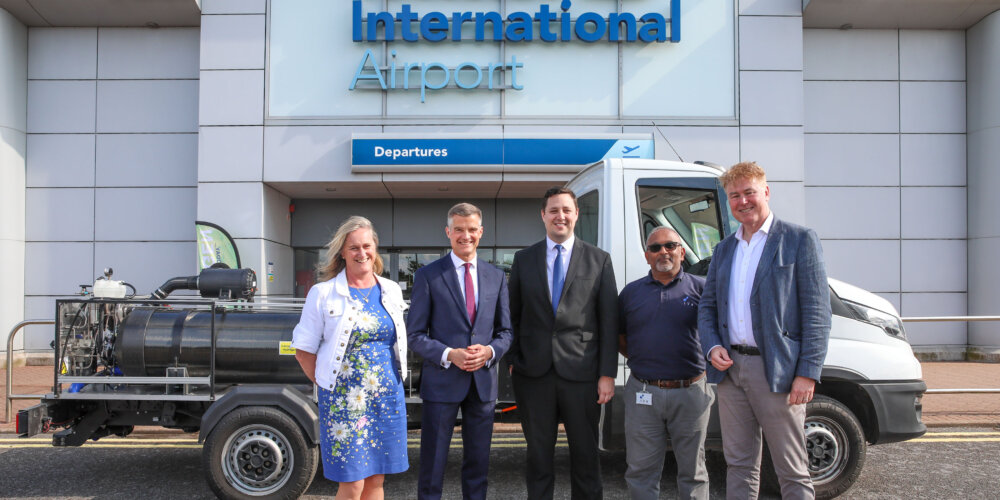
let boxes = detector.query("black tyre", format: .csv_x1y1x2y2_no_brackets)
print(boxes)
761,395,867,499
202,406,318,499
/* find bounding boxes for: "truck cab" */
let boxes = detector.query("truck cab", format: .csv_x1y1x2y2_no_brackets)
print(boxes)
567,158,927,499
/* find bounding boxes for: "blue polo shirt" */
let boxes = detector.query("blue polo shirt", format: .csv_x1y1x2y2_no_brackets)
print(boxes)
618,269,706,381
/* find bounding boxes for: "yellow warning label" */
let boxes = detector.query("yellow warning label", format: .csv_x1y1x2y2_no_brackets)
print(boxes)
279,341,296,355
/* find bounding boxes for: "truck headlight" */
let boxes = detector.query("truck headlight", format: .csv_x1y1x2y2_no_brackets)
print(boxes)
843,300,906,341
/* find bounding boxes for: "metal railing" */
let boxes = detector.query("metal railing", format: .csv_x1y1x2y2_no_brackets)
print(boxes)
5,313,1000,424
4,320,54,423
901,315,1000,394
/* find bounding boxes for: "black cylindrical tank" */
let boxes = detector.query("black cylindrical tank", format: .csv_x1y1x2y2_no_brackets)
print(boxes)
114,308,310,384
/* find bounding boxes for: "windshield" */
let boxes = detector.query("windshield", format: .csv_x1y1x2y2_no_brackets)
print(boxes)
636,178,734,274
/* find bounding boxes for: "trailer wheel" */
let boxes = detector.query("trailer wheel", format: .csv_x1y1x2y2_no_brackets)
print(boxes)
203,406,318,499
761,395,867,499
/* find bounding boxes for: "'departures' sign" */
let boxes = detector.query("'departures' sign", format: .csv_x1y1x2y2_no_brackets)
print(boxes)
350,135,655,172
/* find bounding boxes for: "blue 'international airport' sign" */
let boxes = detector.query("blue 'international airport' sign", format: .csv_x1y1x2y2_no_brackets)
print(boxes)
352,136,654,171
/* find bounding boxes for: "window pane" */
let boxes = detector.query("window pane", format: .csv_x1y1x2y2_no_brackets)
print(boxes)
294,248,321,298
637,185,723,274
575,190,600,246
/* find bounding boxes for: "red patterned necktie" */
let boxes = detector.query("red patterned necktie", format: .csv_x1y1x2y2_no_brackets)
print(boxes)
464,262,476,324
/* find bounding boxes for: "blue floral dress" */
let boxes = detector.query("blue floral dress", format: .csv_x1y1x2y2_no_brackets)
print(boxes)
318,285,408,482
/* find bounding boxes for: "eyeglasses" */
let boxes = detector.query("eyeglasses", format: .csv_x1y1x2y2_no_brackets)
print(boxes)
646,242,682,253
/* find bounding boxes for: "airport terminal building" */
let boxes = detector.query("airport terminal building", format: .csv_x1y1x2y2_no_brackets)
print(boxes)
2,0,1000,362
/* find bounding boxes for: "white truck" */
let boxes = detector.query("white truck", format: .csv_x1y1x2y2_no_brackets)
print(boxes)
568,158,927,498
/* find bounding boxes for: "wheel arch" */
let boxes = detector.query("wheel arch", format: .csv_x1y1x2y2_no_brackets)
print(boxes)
818,367,878,444
199,385,320,445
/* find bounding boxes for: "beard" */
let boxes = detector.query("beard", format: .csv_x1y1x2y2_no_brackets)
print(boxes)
654,259,674,273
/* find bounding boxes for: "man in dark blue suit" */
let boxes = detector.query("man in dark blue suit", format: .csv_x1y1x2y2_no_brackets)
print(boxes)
698,162,831,499
407,202,513,500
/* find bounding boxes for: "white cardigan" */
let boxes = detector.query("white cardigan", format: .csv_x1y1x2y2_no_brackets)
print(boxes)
291,272,408,392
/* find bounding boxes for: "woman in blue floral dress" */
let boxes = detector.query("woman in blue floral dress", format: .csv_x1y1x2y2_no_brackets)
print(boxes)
292,216,409,500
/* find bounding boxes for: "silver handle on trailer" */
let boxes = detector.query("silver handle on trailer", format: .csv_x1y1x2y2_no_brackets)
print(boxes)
4,320,54,423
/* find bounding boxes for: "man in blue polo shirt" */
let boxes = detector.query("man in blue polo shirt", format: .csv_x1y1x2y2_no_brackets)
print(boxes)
618,226,714,500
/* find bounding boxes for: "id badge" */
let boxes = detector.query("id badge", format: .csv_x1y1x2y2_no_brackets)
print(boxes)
636,391,652,406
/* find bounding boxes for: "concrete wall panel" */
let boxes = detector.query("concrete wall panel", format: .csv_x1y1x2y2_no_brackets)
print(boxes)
739,126,804,182
97,28,199,79
969,236,1000,345
263,184,291,245
967,127,1000,239
900,187,966,239
821,239,900,293
968,15,1000,131
94,188,196,241
27,80,96,133
197,182,263,239
803,29,898,81
805,134,899,186
24,188,94,241
900,134,966,186
94,241,196,295
199,126,263,182
804,81,898,133
97,80,199,133
200,15,265,70
26,134,95,187
28,28,95,79
97,134,197,187
740,71,804,125
739,16,802,71
767,181,806,226
899,30,965,81
198,70,264,125
899,82,966,133
23,242,93,295
0,128,25,241
805,187,900,239
900,239,966,292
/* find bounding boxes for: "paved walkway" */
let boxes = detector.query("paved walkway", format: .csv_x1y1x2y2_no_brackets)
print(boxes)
3,362,999,433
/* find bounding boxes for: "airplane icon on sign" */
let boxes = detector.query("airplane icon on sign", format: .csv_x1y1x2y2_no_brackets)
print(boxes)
622,144,640,157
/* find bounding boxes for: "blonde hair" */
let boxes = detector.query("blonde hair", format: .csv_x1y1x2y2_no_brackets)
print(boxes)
720,161,767,190
317,216,384,282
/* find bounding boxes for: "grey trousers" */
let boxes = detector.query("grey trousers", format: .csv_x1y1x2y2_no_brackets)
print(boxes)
718,353,813,500
623,374,714,500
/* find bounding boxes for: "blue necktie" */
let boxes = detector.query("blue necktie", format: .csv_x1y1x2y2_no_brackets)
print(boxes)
552,244,565,314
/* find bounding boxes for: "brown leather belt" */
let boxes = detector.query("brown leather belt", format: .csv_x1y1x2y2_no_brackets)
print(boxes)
637,372,705,389
731,344,761,356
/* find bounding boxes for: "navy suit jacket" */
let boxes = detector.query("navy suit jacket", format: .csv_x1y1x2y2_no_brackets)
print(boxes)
407,254,513,403
697,218,832,393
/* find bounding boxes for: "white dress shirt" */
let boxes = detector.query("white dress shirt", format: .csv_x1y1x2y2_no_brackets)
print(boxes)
726,212,775,348
546,235,575,301
441,251,494,367
450,251,479,306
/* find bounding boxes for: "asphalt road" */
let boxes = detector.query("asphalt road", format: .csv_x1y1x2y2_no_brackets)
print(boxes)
0,428,997,499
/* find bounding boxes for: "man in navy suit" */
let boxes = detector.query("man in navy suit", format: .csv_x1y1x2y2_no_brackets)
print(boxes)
698,161,831,500
407,202,513,500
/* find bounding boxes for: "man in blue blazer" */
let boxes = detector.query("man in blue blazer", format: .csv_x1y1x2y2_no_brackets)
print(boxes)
407,202,513,500
697,162,831,500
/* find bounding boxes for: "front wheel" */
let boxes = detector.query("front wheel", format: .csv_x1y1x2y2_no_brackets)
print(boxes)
203,406,318,499
762,395,867,499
